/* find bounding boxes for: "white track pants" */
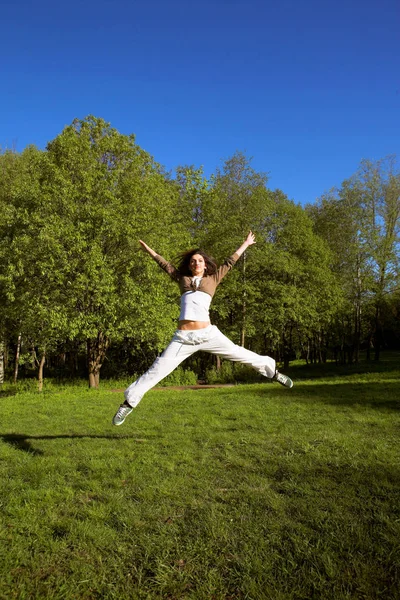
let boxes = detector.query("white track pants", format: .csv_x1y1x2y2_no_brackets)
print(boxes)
124,325,276,408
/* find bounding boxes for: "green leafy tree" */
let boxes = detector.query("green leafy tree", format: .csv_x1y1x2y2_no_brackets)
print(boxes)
253,190,341,366
0,150,18,383
201,152,271,347
308,156,400,361
174,165,209,243
0,341,4,385
355,157,400,359
180,152,340,369
0,146,71,389
44,116,187,387
306,185,367,362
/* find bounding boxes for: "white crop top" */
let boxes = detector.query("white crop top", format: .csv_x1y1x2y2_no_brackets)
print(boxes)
179,290,212,321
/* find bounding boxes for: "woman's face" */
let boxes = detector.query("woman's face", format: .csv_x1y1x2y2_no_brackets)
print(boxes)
189,253,206,276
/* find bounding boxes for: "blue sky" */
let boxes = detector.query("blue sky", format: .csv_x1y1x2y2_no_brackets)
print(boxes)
1,0,399,205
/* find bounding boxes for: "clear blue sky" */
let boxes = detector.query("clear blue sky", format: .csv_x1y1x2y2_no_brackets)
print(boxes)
1,0,399,205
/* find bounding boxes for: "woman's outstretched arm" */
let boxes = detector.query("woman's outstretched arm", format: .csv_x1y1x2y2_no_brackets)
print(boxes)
214,231,256,283
140,240,179,280
139,240,158,258
234,231,256,258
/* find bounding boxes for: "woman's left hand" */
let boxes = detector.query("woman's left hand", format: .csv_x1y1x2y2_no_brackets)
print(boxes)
235,231,256,258
245,231,256,246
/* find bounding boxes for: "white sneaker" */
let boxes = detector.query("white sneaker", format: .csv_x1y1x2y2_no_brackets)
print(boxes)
112,404,133,426
273,371,293,388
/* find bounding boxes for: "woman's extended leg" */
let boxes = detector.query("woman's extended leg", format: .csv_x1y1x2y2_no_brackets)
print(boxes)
200,328,293,386
124,346,194,408
112,333,200,425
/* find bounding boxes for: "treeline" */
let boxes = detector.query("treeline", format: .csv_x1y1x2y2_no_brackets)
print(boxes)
0,116,399,389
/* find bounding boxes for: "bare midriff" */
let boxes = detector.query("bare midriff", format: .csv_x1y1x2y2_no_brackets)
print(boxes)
178,320,211,331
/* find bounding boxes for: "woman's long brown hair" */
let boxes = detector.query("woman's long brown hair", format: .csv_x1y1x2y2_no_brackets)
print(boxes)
174,248,218,276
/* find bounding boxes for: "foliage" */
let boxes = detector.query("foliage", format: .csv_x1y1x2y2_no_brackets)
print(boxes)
0,118,189,388
195,155,342,365
307,156,400,362
206,360,265,384
43,116,188,387
158,366,198,386
0,146,71,390
0,120,398,385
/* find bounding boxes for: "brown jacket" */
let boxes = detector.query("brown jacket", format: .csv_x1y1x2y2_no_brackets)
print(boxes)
153,253,240,298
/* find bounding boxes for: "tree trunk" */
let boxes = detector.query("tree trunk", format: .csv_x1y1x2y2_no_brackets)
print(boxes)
353,261,362,364
38,351,46,392
14,333,22,384
373,303,382,361
305,339,310,365
0,340,4,385
240,301,246,347
67,345,80,375
318,333,323,363
283,329,290,370
87,332,109,388
353,310,361,363
340,323,346,364
240,252,246,347
366,335,372,361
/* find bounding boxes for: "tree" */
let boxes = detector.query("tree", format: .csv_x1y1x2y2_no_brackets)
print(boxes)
306,185,367,362
307,156,400,361
355,157,400,359
44,116,187,387
0,146,71,389
177,153,340,369
253,190,341,366
201,152,271,347
0,341,4,385
0,149,20,382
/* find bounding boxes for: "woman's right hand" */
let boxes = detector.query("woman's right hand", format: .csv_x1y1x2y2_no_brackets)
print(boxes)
139,240,157,257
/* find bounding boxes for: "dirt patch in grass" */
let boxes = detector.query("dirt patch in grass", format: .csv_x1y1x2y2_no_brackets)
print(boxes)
111,384,236,392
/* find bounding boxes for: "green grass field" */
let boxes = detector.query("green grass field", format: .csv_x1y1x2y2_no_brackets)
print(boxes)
0,360,399,599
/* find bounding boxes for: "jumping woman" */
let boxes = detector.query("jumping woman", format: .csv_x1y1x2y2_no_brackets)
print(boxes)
113,231,293,426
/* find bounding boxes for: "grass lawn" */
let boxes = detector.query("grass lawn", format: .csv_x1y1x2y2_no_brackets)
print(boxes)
0,360,399,599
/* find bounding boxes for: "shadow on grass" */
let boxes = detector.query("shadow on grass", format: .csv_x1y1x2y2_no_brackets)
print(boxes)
0,433,145,455
287,355,400,381
0,389,17,398
280,380,400,411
